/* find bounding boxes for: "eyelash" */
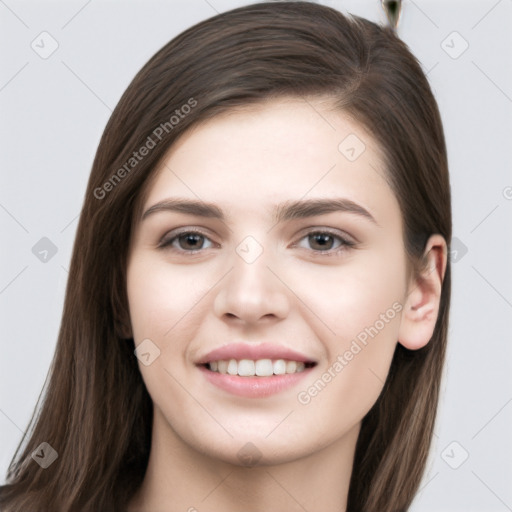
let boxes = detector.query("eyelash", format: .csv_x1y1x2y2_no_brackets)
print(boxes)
158,228,356,257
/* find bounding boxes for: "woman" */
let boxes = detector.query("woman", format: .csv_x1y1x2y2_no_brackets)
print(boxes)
0,2,451,511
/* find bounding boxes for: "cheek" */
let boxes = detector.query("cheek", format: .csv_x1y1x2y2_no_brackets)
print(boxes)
126,257,210,414
286,242,407,350
126,256,207,343
126,256,221,404
295,293,402,442
291,246,406,421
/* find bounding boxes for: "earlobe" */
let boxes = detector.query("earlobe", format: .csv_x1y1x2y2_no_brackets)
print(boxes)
398,234,447,351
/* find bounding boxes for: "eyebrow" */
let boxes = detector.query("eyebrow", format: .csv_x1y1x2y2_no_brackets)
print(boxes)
141,197,378,225
142,198,224,222
273,198,378,225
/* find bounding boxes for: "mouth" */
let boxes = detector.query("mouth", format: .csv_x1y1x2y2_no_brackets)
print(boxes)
200,358,316,376
195,343,318,398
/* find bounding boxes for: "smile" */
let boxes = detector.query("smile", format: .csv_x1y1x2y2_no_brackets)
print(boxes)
204,358,314,376
195,342,318,398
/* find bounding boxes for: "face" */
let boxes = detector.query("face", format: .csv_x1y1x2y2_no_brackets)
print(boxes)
126,97,411,466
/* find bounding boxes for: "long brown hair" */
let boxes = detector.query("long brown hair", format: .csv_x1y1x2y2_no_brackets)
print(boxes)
0,2,451,511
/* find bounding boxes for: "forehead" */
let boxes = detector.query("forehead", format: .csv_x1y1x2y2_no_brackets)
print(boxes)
140,96,400,229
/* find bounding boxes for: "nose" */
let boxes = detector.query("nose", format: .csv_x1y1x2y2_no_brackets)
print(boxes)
213,247,291,327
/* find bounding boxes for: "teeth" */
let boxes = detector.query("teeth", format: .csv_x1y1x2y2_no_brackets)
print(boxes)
273,359,286,375
286,360,297,373
238,359,256,376
255,359,273,376
227,359,238,375
207,358,310,376
217,360,228,374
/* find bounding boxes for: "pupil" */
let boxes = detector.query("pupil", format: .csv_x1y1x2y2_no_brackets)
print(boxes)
311,234,332,250
181,234,202,249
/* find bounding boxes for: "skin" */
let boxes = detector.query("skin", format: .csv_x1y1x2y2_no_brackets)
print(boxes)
125,96,447,512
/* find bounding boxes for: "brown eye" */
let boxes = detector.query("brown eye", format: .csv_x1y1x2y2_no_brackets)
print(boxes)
176,233,206,250
296,230,355,255
308,233,336,251
159,230,214,252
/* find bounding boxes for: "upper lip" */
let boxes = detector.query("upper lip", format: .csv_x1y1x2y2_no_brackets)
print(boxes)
195,343,317,365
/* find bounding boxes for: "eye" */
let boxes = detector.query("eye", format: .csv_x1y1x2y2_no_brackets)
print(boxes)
295,230,355,255
159,230,215,253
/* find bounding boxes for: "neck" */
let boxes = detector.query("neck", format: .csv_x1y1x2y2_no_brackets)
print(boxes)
128,408,359,512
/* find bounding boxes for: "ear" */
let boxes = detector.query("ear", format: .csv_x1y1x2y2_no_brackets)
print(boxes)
398,234,448,350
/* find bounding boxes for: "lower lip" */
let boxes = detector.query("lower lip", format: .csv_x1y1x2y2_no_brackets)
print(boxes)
198,365,313,398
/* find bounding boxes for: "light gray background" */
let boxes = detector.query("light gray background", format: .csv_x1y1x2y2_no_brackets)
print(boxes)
1,1,511,510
